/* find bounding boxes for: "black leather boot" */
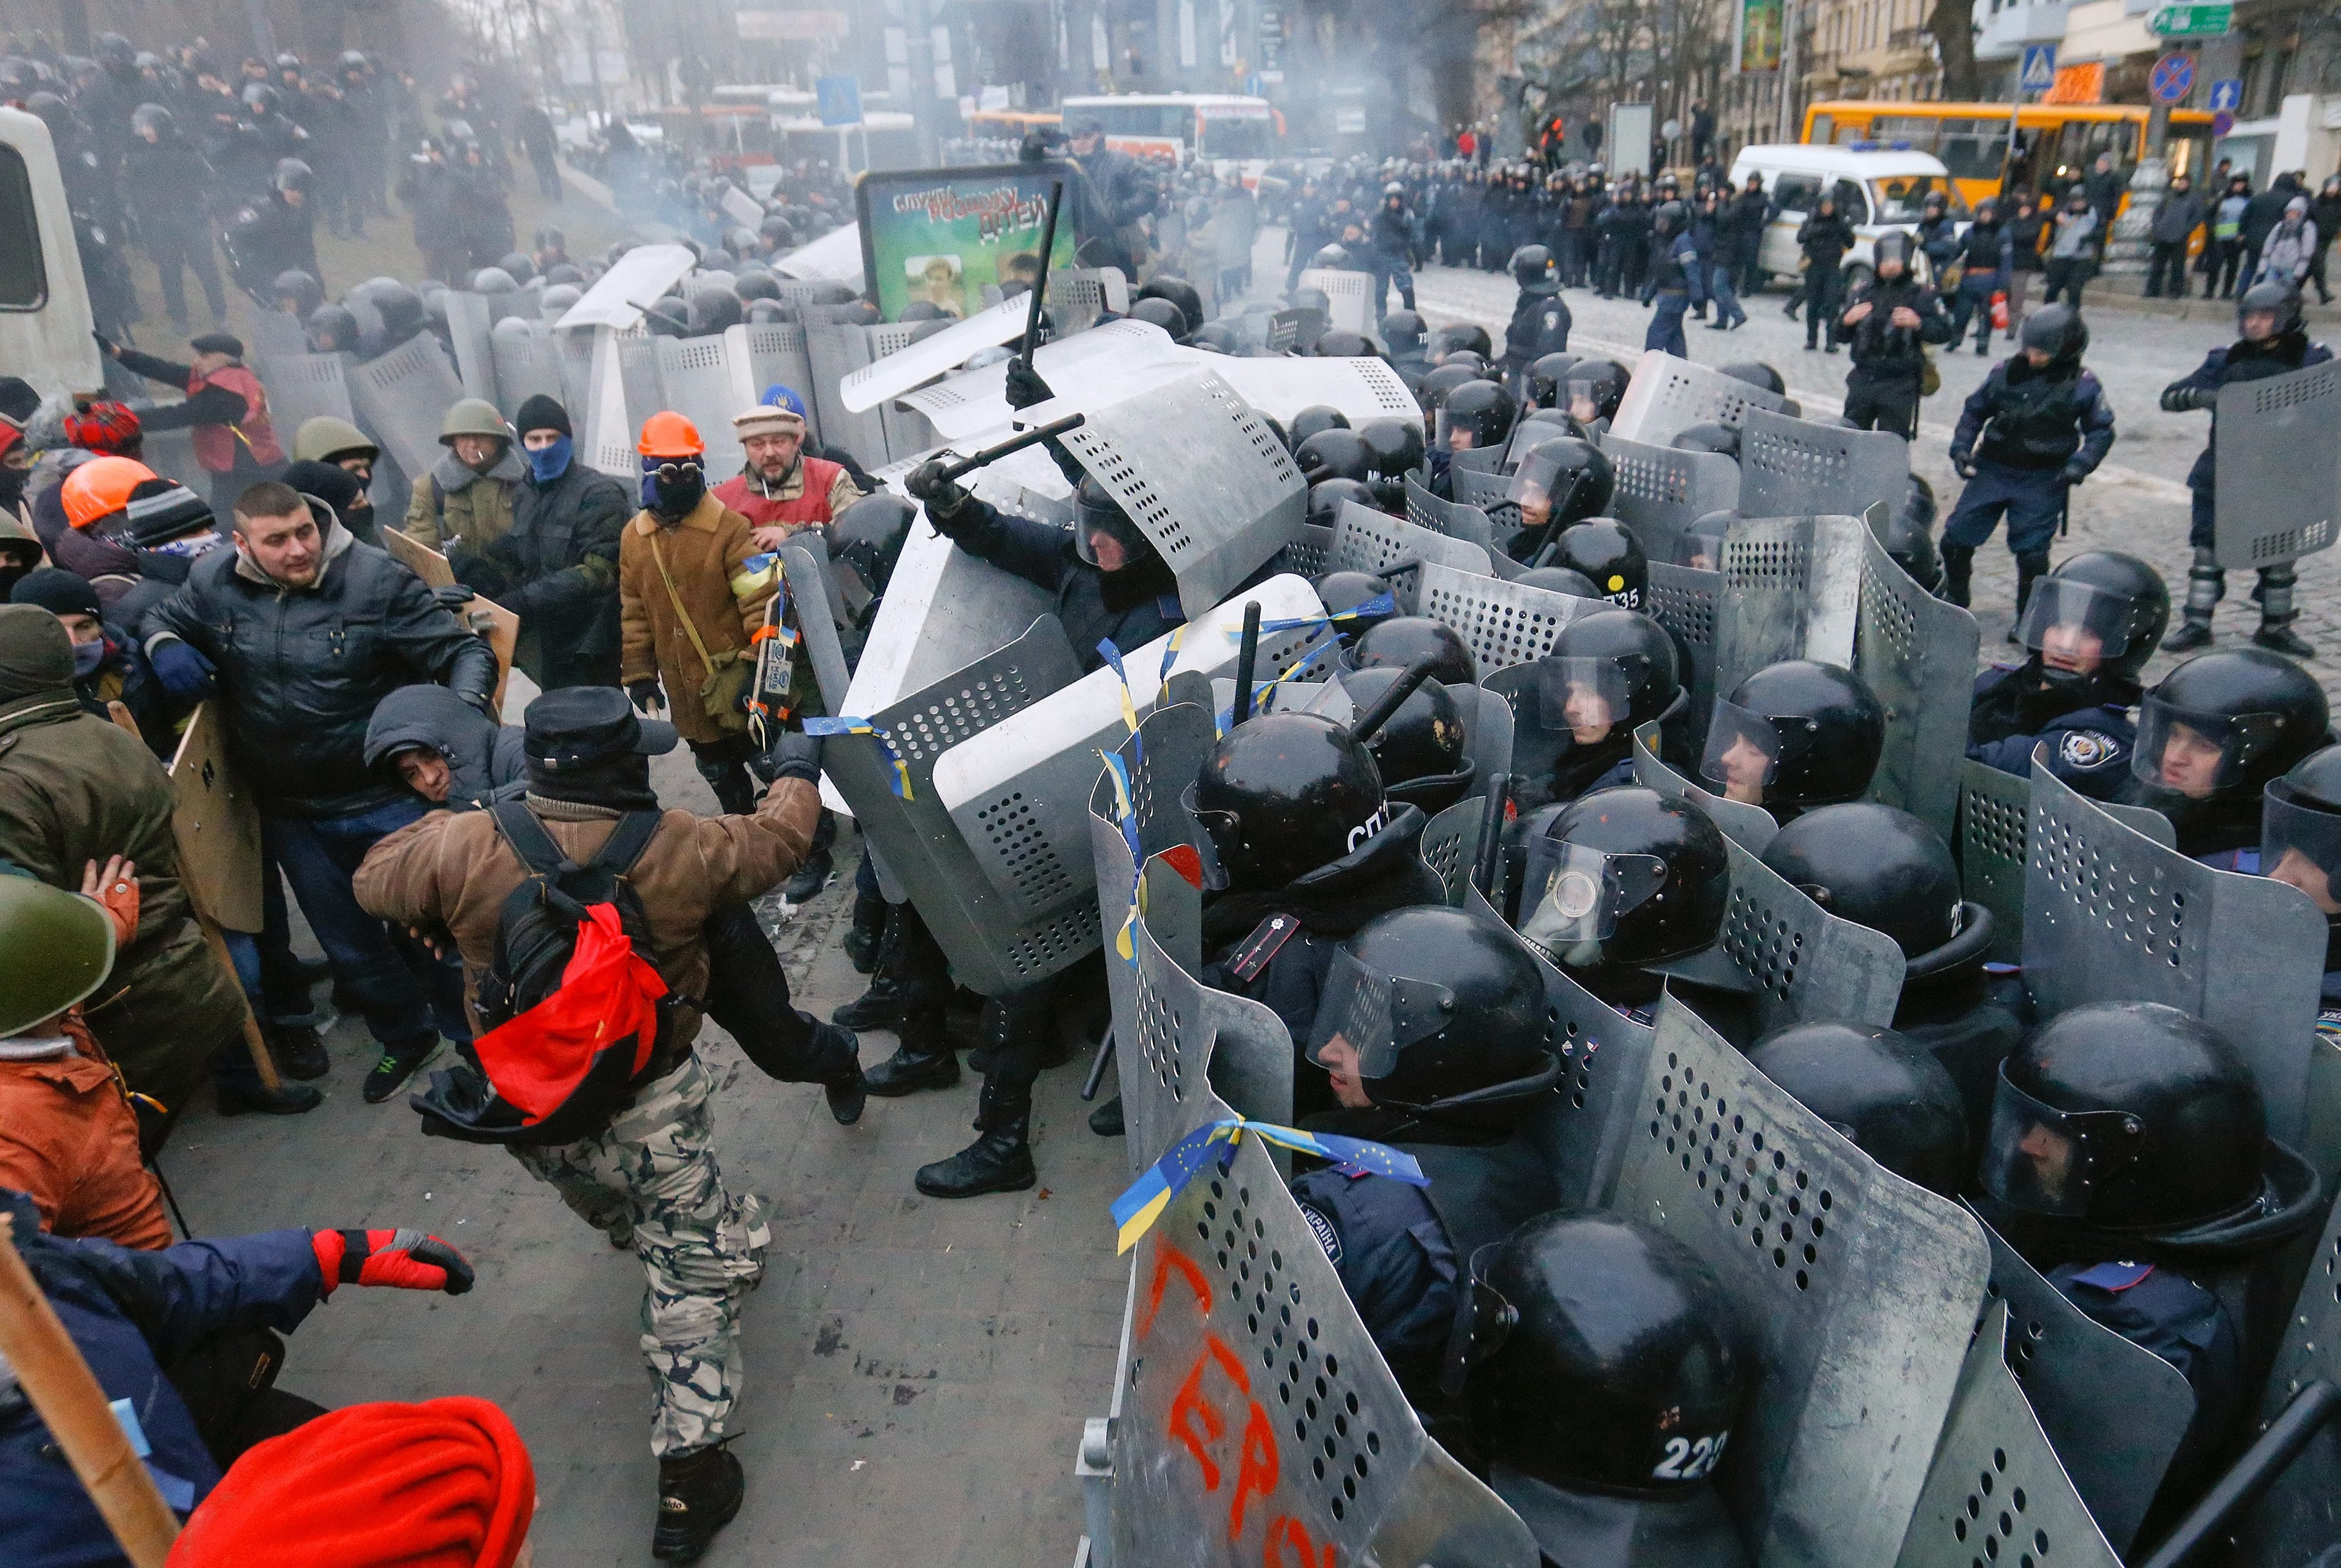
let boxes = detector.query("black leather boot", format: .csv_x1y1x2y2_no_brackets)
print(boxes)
2012,551,2050,640
2254,565,2315,657
1940,543,1975,609
833,907,949,1029
914,1082,1036,1198
861,1011,960,1097
843,891,888,974
2162,547,2223,651
653,1444,744,1562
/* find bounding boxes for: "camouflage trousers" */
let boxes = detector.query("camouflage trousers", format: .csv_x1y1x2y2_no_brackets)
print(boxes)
510,1053,770,1458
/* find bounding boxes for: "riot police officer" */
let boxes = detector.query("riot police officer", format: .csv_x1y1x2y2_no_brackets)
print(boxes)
1940,305,2115,616
1295,427,1373,488
1837,230,1952,439
1513,607,1685,808
1968,550,2168,797
1430,379,1519,502
2260,743,2341,1019
1500,245,1573,396
1350,614,1479,686
1448,1211,1753,1566
1291,903,1563,1399
1283,665,1477,811
1357,418,1426,514
1564,359,1631,435
1544,518,1646,609
1700,661,1887,822
1744,1021,1968,1197
1525,351,1579,411
1505,436,1614,559
1675,509,1733,572
2120,647,2331,865
2160,281,2333,655
1381,309,1431,384
1760,803,2024,1129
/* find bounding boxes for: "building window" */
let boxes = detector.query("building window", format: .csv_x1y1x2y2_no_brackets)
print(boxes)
0,146,46,311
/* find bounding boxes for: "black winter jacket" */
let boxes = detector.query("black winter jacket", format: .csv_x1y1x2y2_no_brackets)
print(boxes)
473,459,630,688
929,496,1184,674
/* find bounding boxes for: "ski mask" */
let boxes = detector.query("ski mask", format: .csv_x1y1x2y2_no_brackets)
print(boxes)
526,434,573,483
71,637,106,678
641,455,705,522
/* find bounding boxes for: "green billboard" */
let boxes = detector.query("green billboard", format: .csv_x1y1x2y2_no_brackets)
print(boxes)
854,164,1080,323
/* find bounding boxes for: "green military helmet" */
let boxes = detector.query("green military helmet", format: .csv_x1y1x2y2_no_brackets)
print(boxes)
291,414,379,466
0,870,117,1038
438,398,514,446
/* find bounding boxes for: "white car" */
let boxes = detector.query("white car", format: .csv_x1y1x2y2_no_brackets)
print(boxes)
0,105,103,400
1729,144,1971,289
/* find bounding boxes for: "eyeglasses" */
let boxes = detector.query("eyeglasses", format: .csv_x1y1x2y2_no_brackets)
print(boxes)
650,461,703,485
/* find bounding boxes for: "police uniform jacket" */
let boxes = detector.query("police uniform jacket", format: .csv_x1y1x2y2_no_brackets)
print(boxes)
1967,664,2135,798
1504,289,1572,367
2162,332,2334,493
929,495,1183,677
1841,276,1952,383
1951,359,2114,475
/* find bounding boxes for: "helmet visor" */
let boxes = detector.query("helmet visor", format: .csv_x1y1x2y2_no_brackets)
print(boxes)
1074,502,1152,571
1675,529,1727,570
1536,655,1634,740
1516,838,1669,951
1435,405,1497,451
1700,698,1785,795
2262,782,2341,915
2130,697,2290,797
1507,445,1587,513
1978,1069,2146,1218
1437,1245,1519,1399
1305,946,1458,1079
2016,578,2134,666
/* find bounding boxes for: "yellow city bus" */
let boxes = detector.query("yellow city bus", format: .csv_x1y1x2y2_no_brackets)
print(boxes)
1801,101,2218,209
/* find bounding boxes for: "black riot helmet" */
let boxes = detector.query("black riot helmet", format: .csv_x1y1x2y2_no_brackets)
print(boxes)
1128,295,1191,342
2131,649,2329,803
1671,421,1738,459
1296,666,1474,811
1675,510,1734,571
306,302,359,354
1380,310,1428,358
1653,200,1689,238
1073,477,1155,571
1872,479,1941,591
2237,277,2305,339
1416,362,1486,418
1518,787,1731,969
1440,349,1492,379
1352,615,1478,686
1703,661,1886,816
1288,285,1333,319
1314,329,1379,359
1434,323,1495,362
829,491,917,597
1549,519,1647,610
687,286,743,335
1357,417,1427,482
1982,1002,2272,1235
1312,567,1399,642
1565,359,1631,424
1872,229,1916,278
1526,352,1579,410
1717,361,1787,396
1306,477,1378,531
370,282,426,347
2016,550,2169,687
1508,438,1615,537
1307,905,1556,1125
1289,405,1350,446
1510,244,1559,294
272,269,323,316
1537,609,1683,745
2264,745,2341,964
1136,275,1205,337
274,157,313,195
1746,1022,1969,1197
1452,1214,1747,1496
1760,803,1967,960
1295,428,1371,486
2019,302,2088,368
1187,713,1389,892
1437,379,1518,452
1313,243,1357,271
1516,566,1603,598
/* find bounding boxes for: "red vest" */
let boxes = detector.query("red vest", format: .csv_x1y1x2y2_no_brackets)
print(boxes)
712,456,846,529
187,363,283,474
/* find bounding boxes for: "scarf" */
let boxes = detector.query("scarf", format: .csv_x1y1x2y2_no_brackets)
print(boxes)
524,752,660,812
526,436,573,484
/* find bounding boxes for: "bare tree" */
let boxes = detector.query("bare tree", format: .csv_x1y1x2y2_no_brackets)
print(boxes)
1927,0,1982,97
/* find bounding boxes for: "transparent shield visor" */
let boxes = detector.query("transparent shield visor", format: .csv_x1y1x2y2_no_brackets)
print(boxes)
1177,779,1234,892
2016,578,2134,668
1439,1243,1520,1399
1074,500,1154,571
1436,404,1506,453
1536,654,1635,742
1304,945,1458,1078
1979,1069,2146,1218
1504,410,1576,468
2262,782,2341,915
1674,528,1728,570
1565,370,1619,420
1516,838,1669,953
1284,674,1362,725
2130,697,2288,797
1700,698,1785,797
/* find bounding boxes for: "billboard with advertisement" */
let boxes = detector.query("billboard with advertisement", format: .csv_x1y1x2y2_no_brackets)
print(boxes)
854,165,1082,322
1735,0,1784,73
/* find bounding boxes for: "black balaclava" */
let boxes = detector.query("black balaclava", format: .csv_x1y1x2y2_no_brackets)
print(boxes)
526,751,660,812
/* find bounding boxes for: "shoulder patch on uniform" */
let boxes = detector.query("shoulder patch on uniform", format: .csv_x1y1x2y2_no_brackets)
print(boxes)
2059,730,2118,769
1228,914,1300,982
2070,1259,2154,1293
1298,1201,1343,1265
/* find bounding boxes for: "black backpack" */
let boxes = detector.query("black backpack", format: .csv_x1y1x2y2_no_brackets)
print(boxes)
413,802,676,1146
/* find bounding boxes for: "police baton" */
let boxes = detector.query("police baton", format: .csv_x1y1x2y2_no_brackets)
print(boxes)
1472,771,1512,898
1348,655,1441,747
937,413,1088,483
1022,179,1065,364
1081,1026,1115,1102
1231,602,1264,725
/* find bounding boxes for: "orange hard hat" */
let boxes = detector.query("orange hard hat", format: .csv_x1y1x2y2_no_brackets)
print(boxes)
637,411,704,459
62,455,159,530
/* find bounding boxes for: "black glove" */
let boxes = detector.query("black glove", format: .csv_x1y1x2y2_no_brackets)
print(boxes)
2059,461,2090,488
1950,452,1978,480
756,730,824,786
628,678,665,717
448,547,512,599
94,331,118,359
904,459,970,522
1003,356,1055,411
430,582,477,608
2160,383,2218,413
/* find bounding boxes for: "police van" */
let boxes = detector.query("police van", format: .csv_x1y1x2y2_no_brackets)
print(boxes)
0,103,103,400
1728,143,1971,290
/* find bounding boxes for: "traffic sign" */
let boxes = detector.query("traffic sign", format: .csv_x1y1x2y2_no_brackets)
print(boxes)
816,74,863,127
2212,109,2236,137
2207,77,2243,112
2149,2,2231,37
2019,43,2059,92
2150,51,2196,103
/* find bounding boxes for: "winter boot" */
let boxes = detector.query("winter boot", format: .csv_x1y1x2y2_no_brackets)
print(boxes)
860,1011,960,1097
1089,1093,1125,1136
843,890,888,974
2012,551,2050,641
833,908,950,1029
2253,564,2316,658
652,1443,744,1562
781,809,838,906
2162,547,2224,651
914,1082,1036,1198
1940,543,1975,609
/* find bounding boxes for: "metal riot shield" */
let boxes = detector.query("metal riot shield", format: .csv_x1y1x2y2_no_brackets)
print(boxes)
1420,795,1486,906
581,328,637,478
245,307,310,371
2212,358,2341,570
2023,761,2326,1145
1108,1130,1539,1568
1891,1302,2122,1568
2231,1188,2341,1564
1968,1211,2195,1553
1628,719,1781,853
1329,504,1493,585
1737,409,1910,521
838,295,1034,413
805,322,926,469
655,334,747,482
557,326,596,422
344,333,466,485
554,242,696,331
1046,265,1131,333
1403,475,1501,556
441,290,498,407
894,319,1185,443
1184,352,1424,433
1056,369,1308,619
724,322,819,443
936,577,1333,924
616,335,666,434
1647,561,1723,751
1413,561,1595,675
489,318,565,424
255,351,357,443
167,702,264,934
1715,514,1867,699
1954,758,2174,966
776,543,853,714
1614,995,1990,1568
1273,522,1333,581
1597,430,1740,565
1855,517,1980,842
1607,349,1793,447
1295,266,1373,334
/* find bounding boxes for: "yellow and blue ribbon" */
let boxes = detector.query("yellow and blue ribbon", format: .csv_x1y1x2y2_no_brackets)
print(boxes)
730,549,784,602
1110,1117,1428,1254
802,715,913,799
1237,593,1394,637
1096,638,1142,743
1098,747,1144,967
1213,637,1344,735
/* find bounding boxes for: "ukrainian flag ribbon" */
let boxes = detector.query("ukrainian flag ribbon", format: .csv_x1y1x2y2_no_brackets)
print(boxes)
802,715,912,799
1097,747,1144,968
1214,636,1344,735
1110,1117,1428,1254
1236,593,1394,637
1096,638,1142,742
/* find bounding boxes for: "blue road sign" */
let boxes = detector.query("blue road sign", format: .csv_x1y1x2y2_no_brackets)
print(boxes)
2019,43,2059,93
816,74,863,127
2151,51,2196,103
2207,77,2243,112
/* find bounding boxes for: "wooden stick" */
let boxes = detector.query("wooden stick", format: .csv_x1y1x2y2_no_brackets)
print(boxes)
0,1214,181,1565
194,914,282,1093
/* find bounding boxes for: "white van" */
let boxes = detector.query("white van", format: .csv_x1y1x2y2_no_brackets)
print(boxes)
0,105,102,400
1728,143,1971,289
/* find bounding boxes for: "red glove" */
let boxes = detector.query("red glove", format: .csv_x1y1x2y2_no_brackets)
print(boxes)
312,1229,476,1297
